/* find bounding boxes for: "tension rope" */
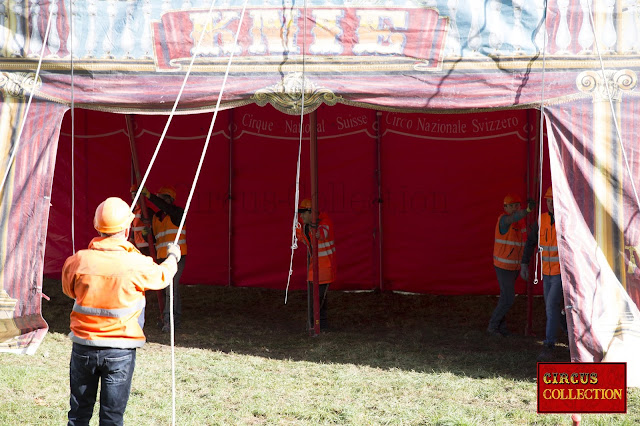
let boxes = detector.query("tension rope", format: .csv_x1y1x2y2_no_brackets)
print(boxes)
285,0,309,304
0,6,55,200
70,0,76,254
128,0,249,424
533,0,549,286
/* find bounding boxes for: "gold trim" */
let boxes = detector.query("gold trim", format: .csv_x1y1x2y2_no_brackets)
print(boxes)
46,99,257,116
31,87,594,116
251,72,341,115
2,55,640,73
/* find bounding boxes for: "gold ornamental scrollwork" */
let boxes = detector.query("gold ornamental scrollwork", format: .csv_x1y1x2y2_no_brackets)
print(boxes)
0,72,42,98
577,69,637,102
252,72,341,115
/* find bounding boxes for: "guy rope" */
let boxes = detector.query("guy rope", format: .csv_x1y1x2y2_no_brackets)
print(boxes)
285,0,310,306
127,0,249,423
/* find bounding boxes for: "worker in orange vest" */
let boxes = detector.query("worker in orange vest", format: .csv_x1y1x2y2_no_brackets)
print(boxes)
62,197,181,425
296,198,337,331
129,185,152,256
521,186,567,360
141,185,187,333
488,193,535,337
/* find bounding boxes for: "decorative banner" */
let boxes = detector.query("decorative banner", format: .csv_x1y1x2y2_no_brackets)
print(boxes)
152,7,448,71
537,362,627,413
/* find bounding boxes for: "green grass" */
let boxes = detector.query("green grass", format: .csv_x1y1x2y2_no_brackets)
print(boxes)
0,278,637,425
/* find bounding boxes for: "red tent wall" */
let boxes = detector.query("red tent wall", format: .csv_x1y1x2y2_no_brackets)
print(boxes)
45,104,550,295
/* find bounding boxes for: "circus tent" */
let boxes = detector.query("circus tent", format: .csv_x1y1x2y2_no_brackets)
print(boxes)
0,0,639,386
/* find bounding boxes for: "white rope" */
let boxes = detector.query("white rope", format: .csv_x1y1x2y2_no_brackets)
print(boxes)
0,6,55,198
285,0,308,304
70,0,76,254
533,0,549,286
168,2,249,424
122,1,223,424
130,0,219,212
172,0,249,250
585,1,640,211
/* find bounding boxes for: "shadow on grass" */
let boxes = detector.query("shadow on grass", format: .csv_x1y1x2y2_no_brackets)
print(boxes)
43,277,562,382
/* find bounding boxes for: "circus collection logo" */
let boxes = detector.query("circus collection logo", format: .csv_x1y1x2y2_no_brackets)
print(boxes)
151,7,448,72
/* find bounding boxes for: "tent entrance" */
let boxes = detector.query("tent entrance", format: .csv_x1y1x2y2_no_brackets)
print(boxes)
46,103,549,298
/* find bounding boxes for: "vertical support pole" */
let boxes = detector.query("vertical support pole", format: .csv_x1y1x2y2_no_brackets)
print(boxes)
375,111,384,291
309,109,320,337
525,108,538,336
125,115,156,256
228,109,234,287
125,114,163,315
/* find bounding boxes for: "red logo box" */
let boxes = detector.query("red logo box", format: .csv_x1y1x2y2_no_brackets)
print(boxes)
537,362,626,413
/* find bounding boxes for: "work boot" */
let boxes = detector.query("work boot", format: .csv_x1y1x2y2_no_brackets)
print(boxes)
498,326,512,337
486,327,504,338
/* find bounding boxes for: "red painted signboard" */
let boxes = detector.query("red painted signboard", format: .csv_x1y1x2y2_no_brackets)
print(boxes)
537,362,627,413
152,7,448,70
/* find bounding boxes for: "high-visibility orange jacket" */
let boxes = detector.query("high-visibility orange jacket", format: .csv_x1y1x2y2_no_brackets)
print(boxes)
296,212,337,284
493,213,527,270
62,236,177,348
131,205,149,250
540,212,560,275
153,214,187,259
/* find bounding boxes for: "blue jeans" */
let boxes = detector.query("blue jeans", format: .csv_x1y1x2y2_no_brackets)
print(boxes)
543,274,567,347
488,267,518,331
68,343,136,426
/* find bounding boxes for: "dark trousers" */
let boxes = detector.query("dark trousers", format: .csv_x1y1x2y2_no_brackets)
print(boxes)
488,266,518,332
307,281,329,330
68,343,136,426
543,274,568,347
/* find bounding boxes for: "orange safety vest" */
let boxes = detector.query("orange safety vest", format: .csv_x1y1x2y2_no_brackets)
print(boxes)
61,237,176,348
296,212,337,284
152,213,187,259
131,205,149,249
493,213,527,270
540,212,560,276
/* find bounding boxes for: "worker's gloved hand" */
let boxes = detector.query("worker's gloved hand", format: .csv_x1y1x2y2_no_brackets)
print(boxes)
166,243,181,263
527,199,536,212
141,187,151,198
141,227,149,238
520,264,529,281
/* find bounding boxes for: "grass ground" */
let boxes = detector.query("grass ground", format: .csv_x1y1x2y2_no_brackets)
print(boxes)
0,278,637,425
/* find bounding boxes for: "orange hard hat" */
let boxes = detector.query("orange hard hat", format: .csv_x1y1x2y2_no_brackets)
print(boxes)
129,184,138,192
298,198,312,212
503,194,522,205
157,185,176,200
94,197,135,234
544,186,553,199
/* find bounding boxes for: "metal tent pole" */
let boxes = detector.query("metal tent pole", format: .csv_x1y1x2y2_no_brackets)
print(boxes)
375,111,384,291
524,109,537,336
228,109,234,287
309,110,320,337
125,114,163,315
